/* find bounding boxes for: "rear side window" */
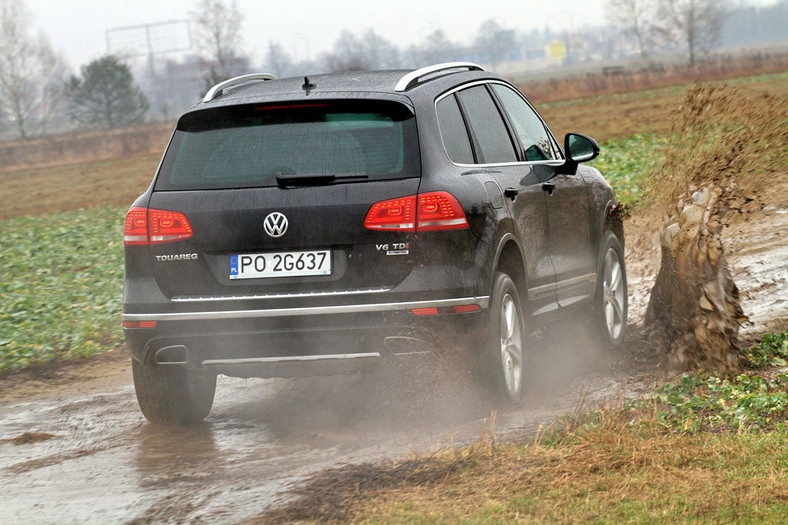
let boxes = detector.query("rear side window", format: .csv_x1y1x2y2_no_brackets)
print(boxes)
455,86,517,164
155,100,419,190
436,95,474,164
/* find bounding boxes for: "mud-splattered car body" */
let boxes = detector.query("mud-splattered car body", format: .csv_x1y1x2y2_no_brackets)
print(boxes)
122,63,627,423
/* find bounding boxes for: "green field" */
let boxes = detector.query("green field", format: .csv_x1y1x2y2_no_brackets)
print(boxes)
0,207,125,373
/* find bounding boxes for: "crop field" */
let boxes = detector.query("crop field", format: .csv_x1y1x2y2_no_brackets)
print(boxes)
0,207,125,372
0,71,786,374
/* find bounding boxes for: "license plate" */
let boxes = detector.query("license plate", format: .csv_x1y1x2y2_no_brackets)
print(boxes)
229,250,331,279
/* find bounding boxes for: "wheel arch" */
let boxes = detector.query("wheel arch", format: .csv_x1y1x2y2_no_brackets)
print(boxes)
603,198,625,248
491,233,528,305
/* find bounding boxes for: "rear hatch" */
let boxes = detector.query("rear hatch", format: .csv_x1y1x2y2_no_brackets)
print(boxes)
145,99,421,299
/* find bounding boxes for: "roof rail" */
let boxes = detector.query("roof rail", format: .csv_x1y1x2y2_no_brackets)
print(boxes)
203,73,277,103
394,62,484,92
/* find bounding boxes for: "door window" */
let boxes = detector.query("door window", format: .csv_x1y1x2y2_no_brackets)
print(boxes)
455,85,517,164
491,84,556,161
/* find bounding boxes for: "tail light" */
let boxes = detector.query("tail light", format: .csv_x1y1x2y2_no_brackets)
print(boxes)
124,207,193,245
412,304,481,316
364,191,468,232
415,192,469,231
123,320,158,328
363,196,416,230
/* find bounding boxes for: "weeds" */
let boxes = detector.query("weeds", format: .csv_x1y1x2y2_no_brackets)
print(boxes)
649,373,788,432
746,332,788,368
260,333,788,523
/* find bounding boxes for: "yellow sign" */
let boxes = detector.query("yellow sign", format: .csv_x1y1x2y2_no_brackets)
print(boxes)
547,41,567,61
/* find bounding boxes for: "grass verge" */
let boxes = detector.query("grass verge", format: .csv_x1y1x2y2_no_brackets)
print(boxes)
260,333,788,523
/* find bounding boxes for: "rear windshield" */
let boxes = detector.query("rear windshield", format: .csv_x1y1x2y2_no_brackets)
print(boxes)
155,100,419,190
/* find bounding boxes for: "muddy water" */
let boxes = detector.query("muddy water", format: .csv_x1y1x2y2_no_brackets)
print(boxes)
0,341,630,524
728,209,788,335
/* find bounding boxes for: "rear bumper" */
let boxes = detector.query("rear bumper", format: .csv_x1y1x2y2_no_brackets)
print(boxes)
122,295,489,322
123,296,489,378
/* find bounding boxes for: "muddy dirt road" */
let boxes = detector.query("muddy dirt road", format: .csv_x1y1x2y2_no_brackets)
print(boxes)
1,350,642,523
1,203,785,524
1,334,648,524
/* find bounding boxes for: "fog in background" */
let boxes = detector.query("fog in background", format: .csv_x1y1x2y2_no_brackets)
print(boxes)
25,0,786,70
1,0,785,139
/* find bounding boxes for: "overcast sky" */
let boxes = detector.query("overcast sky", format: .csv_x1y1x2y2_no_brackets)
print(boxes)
25,0,779,70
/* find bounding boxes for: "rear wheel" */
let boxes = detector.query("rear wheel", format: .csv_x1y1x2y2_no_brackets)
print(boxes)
483,272,526,405
591,231,628,349
132,359,216,425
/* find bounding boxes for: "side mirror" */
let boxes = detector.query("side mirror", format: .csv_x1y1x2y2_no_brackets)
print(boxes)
558,133,599,174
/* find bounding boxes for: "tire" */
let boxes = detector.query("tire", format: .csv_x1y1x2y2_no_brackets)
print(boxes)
482,272,527,406
132,359,217,425
591,231,628,349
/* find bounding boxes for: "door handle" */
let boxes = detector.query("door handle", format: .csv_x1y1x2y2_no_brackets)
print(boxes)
503,187,519,201
542,182,556,195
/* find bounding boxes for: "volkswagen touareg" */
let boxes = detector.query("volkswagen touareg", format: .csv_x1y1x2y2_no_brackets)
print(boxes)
123,63,628,424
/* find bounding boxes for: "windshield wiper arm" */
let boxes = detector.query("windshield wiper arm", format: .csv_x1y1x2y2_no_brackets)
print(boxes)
275,173,368,188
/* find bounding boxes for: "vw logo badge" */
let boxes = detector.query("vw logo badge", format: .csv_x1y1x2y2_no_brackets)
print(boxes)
263,212,288,238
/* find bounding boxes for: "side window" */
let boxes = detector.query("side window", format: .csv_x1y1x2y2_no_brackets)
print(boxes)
492,84,556,161
455,85,517,164
436,94,474,164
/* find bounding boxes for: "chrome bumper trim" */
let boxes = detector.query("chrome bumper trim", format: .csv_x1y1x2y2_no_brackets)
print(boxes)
123,296,490,322
202,352,381,365
171,287,391,302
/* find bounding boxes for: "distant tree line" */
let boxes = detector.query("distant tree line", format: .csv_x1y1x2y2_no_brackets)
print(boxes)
0,0,786,140
605,0,788,64
605,0,729,64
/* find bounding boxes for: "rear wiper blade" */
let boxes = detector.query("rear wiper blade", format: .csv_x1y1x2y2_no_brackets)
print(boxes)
275,173,368,188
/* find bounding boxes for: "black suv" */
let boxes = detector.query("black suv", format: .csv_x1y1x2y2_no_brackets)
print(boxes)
123,63,627,424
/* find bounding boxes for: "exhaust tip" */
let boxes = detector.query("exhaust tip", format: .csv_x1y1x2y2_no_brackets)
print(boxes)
154,345,189,365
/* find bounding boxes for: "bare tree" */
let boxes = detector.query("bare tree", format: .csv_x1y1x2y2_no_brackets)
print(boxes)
474,19,517,68
0,0,69,139
605,0,655,57
264,41,291,78
190,0,244,80
322,29,402,73
32,35,70,134
360,29,400,69
323,30,370,72
655,0,728,64
408,29,456,67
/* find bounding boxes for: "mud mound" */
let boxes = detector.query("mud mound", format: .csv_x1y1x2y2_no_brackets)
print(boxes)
638,84,787,372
